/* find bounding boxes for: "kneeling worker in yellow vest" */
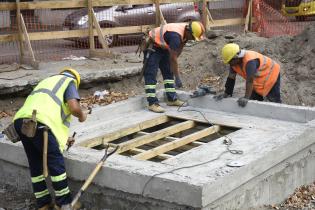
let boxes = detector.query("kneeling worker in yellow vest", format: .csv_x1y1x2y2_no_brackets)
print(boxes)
13,67,87,210
215,43,281,107
144,21,205,113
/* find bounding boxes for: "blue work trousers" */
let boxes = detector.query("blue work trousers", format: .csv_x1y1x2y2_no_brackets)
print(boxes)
144,47,177,105
250,74,281,103
14,118,72,208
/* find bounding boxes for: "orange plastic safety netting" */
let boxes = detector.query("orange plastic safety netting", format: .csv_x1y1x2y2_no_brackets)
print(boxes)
244,0,309,37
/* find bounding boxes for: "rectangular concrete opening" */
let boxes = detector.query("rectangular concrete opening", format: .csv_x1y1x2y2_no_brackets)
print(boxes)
82,115,239,162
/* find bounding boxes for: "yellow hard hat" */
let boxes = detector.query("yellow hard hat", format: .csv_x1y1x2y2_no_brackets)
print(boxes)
60,67,81,87
221,43,240,64
189,21,205,41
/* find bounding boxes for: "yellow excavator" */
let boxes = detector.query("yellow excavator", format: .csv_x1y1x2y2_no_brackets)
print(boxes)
282,0,315,21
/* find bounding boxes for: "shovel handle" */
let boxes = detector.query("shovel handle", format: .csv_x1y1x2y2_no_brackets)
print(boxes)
71,144,119,207
43,129,48,178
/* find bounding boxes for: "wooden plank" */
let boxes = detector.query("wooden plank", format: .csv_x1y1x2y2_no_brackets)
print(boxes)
244,0,253,33
0,34,18,43
0,25,155,42
116,120,196,154
154,0,166,26
20,14,38,69
137,131,205,147
206,7,214,24
91,8,112,56
0,0,227,10
128,148,172,160
209,18,246,27
89,49,116,58
0,1,86,10
135,132,195,151
79,115,169,148
88,0,95,51
249,0,253,31
16,0,23,62
166,114,242,130
202,0,207,29
135,125,220,160
0,18,249,43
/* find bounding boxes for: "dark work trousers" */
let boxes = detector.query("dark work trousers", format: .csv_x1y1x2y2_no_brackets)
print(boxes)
250,74,281,103
144,46,177,105
14,119,72,208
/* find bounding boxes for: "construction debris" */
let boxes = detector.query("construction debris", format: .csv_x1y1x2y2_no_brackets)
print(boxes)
80,90,129,107
0,111,12,119
269,182,315,209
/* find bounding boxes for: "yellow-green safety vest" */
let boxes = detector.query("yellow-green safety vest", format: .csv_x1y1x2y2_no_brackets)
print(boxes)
14,75,75,152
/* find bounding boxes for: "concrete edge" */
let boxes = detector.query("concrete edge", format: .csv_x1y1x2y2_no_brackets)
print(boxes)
0,140,203,207
201,123,315,207
158,91,315,123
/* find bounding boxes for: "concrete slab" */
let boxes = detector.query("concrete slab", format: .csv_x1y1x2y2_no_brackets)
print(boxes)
1,92,315,210
0,58,142,96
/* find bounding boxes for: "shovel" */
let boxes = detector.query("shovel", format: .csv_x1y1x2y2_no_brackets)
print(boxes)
71,144,119,208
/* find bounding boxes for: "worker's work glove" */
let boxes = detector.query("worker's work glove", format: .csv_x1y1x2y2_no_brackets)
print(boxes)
213,92,229,101
237,97,249,107
175,76,183,88
66,136,75,148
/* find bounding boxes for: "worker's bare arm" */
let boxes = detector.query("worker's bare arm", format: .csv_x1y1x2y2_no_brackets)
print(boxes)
244,74,254,98
67,99,87,122
169,49,180,77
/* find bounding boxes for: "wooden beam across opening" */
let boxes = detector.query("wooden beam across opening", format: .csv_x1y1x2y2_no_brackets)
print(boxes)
134,125,220,160
137,131,206,147
128,148,172,160
116,120,196,154
79,115,169,148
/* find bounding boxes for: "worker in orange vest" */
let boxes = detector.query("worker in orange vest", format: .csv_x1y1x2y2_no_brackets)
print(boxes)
215,43,281,107
144,21,205,113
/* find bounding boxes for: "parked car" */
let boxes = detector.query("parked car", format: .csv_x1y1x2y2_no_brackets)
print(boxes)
63,3,200,47
282,0,315,21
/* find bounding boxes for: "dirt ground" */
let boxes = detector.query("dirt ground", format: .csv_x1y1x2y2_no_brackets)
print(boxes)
1,23,315,210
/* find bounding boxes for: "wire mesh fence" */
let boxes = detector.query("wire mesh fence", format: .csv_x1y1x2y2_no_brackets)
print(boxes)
0,0,314,65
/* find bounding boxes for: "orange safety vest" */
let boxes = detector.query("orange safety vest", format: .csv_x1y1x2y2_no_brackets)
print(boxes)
232,50,280,97
149,23,186,49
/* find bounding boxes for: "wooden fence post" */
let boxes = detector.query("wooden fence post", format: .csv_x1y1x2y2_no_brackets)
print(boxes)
16,0,24,63
88,0,95,57
154,0,166,26
20,14,38,69
88,0,114,59
202,0,208,30
249,0,253,31
244,0,253,33
16,0,38,69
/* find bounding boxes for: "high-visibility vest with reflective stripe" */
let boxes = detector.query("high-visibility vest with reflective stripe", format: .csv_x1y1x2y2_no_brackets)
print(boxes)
149,23,186,49
14,75,75,152
232,50,280,96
